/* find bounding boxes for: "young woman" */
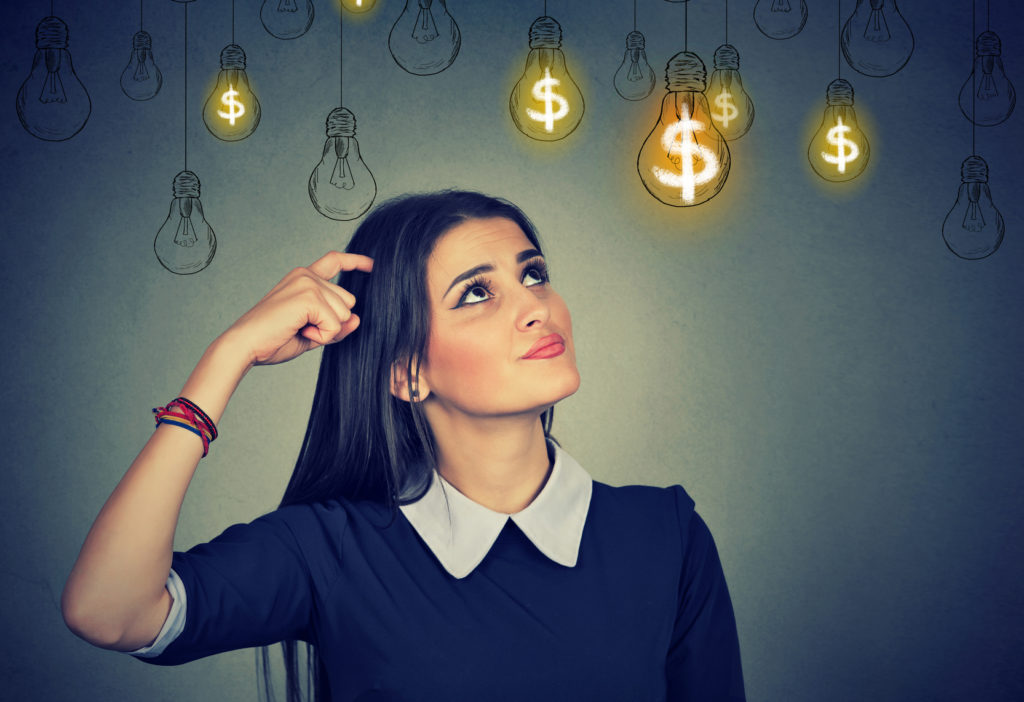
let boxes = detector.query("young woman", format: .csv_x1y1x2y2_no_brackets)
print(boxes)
62,191,745,701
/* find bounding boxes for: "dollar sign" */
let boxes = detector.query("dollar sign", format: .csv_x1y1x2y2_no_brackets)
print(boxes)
525,67,570,133
217,84,245,126
821,116,859,174
713,91,739,128
651,105,719,204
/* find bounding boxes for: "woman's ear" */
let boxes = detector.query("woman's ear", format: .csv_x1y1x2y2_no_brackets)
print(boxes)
389,358,431,403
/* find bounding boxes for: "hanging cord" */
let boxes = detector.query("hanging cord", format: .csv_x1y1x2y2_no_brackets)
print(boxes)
836,0,841,78
972,0,976,155
140,0,144,31
232,0,236,45
633,0,636,32
684,1,688,52
184,2,189,171
725,0,729,44
339,3,344,106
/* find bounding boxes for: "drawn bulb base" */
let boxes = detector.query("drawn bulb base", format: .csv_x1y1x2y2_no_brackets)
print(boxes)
154,171,217,275
309,107,377,221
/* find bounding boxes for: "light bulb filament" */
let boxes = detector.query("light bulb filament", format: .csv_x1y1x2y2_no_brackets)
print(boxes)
413,4,439,43
174,214,198,247
525,67,570,133
864,8,891,42
40,51,68,104
217,84,246,125
821,116,860,174
771,0,792,13
279,0,298,11
652,105,719,204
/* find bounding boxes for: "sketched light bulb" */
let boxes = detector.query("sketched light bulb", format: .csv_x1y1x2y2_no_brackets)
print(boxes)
308,108,377,221
260,0,314,40
16,16,91,141
841,0,914,77
202,44,261,141
705,44,755,140
388,0,460,76
120,31,163,101
614,31,656,101
510,16,585,141
753,0,808,40
959,31,1016,127
808,79,869,182
942,155,1005,260
155,171,217,275
637,52,731,207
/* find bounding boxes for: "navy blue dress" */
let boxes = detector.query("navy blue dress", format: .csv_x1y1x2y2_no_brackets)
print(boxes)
134,482,745,701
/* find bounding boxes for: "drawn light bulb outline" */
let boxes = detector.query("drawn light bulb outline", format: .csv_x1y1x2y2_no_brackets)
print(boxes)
705,44,754,140
202,44,261,141
637,51,731,207
389,0,461,76
942,155,1005,260
614,30,656,101
308,107,377,221
154,170,217,275
807,78,870,182
958,30,1016,126
753,0,808,41
121,30,163,101
510,15,585,141
840,0,914,78
260,0,315,40
15,15,91,141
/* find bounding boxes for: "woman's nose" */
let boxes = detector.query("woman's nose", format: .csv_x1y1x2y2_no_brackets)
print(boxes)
514,286,550,331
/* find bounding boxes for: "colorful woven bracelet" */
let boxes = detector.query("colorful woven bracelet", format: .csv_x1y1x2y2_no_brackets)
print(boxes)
152,398,217,457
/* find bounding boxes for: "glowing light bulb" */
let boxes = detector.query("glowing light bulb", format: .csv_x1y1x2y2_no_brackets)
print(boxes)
705,44,754,141
120,31,163,101
260,0,314,40
202,44,261,142
841,0,914,77
510,16,584,141
753,0,808,40
341,0,376,13
155,171,217,275
942,155,1005,260
388,0,460,76
308,107,377,221
807,79,869,182
958,31,1016,127
15,16,91,141
613,30,656,101
637,52,731,207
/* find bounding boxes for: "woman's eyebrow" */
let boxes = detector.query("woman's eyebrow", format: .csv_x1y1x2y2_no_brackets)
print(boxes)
442,248,543,298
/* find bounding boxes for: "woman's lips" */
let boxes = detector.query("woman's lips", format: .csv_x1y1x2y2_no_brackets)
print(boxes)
522,333,566,359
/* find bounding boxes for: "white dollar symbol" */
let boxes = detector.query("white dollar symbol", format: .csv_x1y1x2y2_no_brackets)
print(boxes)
713,91,739,128
525,67,569,133
821,116,859,174
217,84,245,126
651,104,719,203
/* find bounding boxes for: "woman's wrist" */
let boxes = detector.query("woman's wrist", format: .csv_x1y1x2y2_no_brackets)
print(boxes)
177,332,254,427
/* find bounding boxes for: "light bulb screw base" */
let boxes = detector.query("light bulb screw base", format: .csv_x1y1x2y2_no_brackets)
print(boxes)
665,51,707,92
219,44,247,70
626,31,646,50
133,31,153,50
713,44,740,70
36,16,69,49
976,31,1002,57
826,78,855,106
529,16,562,49
173,170,201,198
961,155,989,183
326,107,356,137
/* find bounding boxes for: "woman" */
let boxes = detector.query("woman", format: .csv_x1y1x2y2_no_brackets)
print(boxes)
62,191,745,701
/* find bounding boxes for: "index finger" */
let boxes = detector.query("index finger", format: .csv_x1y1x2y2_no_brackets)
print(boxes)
308,251,374,281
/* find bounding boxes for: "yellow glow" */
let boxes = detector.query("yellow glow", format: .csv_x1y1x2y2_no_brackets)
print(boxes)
216,85,245,125
820,116,859,174
650,104,719,204
340,0,375,13
807,106,869,183
525,68,570,133
711,91,738,128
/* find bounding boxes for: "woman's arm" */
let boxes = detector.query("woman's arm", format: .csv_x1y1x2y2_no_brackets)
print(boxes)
60,252,373,652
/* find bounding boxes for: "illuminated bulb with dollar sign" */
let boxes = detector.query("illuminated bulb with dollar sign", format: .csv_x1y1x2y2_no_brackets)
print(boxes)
308,107,377,221
510,16,584,141
202,44,261,141
154,171,217,275
807,78,869,182
613,31,656,101
958,31,1016,127
942,155,1004,260
705,44,754,141
637,51,731,207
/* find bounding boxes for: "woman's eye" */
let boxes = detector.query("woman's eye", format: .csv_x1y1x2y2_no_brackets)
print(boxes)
523,265,548,286
461,285,490,305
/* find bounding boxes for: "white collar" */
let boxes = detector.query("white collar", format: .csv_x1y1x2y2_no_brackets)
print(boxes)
398,441,593,579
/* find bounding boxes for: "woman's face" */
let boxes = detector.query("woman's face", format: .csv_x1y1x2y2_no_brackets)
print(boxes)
415,216,580,419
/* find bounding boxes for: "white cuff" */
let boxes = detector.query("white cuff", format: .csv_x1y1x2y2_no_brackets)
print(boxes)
127,568,187,658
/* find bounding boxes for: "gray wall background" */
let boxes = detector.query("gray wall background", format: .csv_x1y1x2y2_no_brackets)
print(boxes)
2,1,1022,700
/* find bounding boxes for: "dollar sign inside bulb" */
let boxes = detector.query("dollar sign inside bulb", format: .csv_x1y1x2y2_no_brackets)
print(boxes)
389,0,460,76
841,0,914,77
959,31,1016,127
510,16,584,141
613,30,656,101
120,30,163,101
705,44,754,140
308,107,377,221
154,171,217,275
807,78,870,182
16,16,91,141
202,44,261,142
260,0,314,40
753,0,808,40
637,51,731,207
942,155,1005,260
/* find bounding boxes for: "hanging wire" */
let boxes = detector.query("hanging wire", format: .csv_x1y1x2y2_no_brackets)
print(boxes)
684,1,688,52
725,0,729,44
544,1,548,17
836,0,841,78
340,3,344,107
986,0,990,31
972,0,976,155
140,0,144,31
232,0,236,45
633,0,637,32
184,1,189,171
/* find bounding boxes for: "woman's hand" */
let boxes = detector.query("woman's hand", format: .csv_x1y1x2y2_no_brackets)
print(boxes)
221,251,374,367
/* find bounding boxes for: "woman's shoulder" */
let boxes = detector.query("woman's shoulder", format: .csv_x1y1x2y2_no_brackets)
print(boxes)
588,481,697,537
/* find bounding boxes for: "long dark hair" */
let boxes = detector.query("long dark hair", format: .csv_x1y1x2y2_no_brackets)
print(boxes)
257,191,555,702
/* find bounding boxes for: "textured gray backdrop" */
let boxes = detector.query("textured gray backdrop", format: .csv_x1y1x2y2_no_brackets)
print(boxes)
1,1,1022,700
